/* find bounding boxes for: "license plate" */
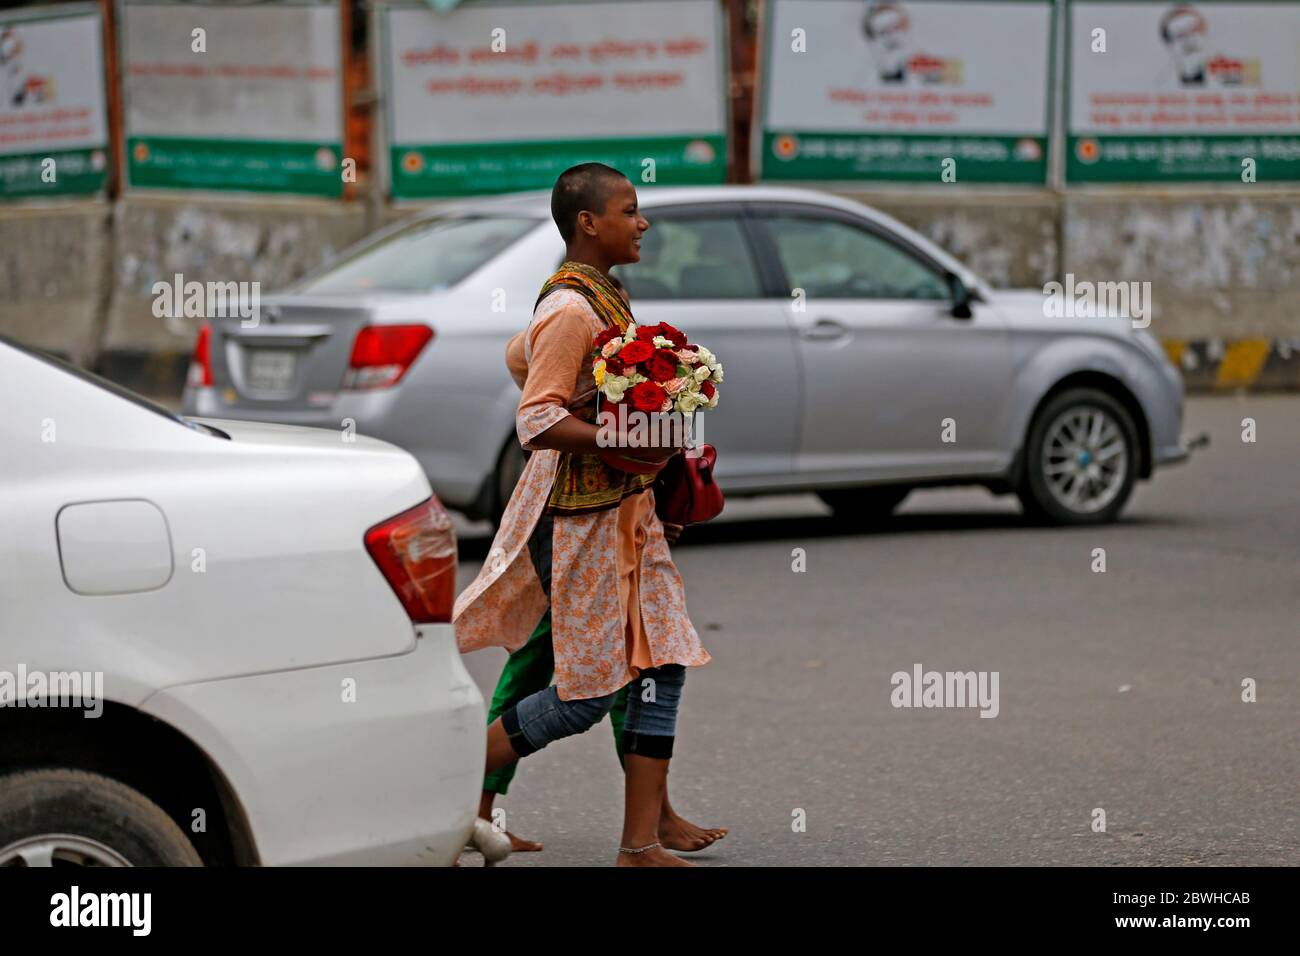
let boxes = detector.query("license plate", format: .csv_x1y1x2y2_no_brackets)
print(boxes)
246,349,296,392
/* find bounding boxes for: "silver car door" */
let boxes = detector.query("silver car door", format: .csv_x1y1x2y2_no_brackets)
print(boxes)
613,205,800,485
752,205,1013,483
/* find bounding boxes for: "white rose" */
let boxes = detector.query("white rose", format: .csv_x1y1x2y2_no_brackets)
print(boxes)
601,339,621,359
652,336,674,348
695,346,715,367
711,365,723,384
603,375,629,402
676,391,702,414
693,365,711,383
623,324,637,344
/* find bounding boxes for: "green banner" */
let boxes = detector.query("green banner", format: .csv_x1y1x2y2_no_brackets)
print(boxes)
126,137,343,196
760,132,1049,184
0,148,107,200
390,135,725,198
1066,134,1300,183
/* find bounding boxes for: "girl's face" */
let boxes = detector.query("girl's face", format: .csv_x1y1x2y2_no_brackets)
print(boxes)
590,178,649,266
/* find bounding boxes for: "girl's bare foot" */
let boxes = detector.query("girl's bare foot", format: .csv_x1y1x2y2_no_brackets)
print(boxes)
659,807,728,852
507,831,544,852
478,791,541,852
615,844,696,867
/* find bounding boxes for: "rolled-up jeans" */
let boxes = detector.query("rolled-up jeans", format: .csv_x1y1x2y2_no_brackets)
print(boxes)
501,663,686,761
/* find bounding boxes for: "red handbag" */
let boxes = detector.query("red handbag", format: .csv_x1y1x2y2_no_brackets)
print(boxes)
653,443,724,526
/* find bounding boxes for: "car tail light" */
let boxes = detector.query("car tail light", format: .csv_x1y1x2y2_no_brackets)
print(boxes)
364,496,457,624
187,322,213,387
344,324,433,389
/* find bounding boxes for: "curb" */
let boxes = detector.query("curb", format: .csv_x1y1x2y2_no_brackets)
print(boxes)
1162,339,1300,392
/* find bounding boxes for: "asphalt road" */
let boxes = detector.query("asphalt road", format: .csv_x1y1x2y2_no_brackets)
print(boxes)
453,395,1299,866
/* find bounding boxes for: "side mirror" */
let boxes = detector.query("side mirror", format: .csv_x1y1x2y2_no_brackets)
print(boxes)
946,272,974,319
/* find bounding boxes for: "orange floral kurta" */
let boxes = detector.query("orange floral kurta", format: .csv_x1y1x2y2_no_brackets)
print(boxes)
453,288,711,701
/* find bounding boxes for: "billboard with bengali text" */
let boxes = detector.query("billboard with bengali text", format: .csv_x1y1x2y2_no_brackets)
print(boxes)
1066,1,1300,182
0,3,109,201
757,0,1054,184
378,0,728,198
121,0,344,196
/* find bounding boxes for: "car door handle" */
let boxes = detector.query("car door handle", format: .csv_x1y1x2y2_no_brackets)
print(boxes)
799,318,849,341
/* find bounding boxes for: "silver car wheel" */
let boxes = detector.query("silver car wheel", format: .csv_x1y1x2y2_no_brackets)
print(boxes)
0,833,133,867
1040,406,1129,515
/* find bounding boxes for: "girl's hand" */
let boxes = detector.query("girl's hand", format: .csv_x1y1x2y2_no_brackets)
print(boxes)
634,442,683,464
662,522,684,544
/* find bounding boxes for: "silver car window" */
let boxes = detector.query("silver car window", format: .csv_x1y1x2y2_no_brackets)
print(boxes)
297,216,538,294
768,215,949,300
614,216,762,300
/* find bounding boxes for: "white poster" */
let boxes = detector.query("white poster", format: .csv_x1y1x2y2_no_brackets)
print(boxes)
1067,1,1300,181
121,0,344,195
758,0,1053,183
0,4,108,199
380,0,728,197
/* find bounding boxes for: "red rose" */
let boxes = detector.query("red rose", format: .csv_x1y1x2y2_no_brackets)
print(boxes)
604,354,626,375
628,380,667,413
659,323,688,348
617,340,654,365
634,323,663,342
700,380,715,400
647,349,679,383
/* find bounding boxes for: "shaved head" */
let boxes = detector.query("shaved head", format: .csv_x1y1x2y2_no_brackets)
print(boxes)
551,163,630,242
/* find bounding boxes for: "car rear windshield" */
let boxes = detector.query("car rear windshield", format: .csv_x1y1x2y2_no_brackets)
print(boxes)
0,334,202,432
295,216,539,295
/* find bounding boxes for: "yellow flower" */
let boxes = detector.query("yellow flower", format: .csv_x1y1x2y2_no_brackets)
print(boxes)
594,359,606,385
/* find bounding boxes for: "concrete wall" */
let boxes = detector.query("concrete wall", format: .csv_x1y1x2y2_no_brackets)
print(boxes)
1061,191,1300,341
0,195,375,390
0,201,112,365
841,190,1061,290
105,196,374,354
2,189,1298,392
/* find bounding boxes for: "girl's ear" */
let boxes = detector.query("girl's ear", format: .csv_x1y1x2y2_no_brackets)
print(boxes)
576,209,598,238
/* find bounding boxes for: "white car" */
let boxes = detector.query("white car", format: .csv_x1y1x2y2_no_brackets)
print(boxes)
0,334,485,866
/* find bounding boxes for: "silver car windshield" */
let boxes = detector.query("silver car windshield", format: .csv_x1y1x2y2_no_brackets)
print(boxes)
296,216,539,294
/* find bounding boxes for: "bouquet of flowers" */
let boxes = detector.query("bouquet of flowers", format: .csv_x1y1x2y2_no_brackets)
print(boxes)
591,321,723,415
589,321,723,474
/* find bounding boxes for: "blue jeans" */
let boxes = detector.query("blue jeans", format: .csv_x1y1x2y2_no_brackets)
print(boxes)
502,664,686,761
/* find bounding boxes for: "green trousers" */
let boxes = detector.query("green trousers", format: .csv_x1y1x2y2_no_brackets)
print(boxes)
482,610,630,795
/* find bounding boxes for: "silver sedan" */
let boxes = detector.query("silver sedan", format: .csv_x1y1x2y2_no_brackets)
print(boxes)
182,185,1193,526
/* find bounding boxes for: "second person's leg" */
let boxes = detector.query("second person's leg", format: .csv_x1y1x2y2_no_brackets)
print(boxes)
479,610,556,851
